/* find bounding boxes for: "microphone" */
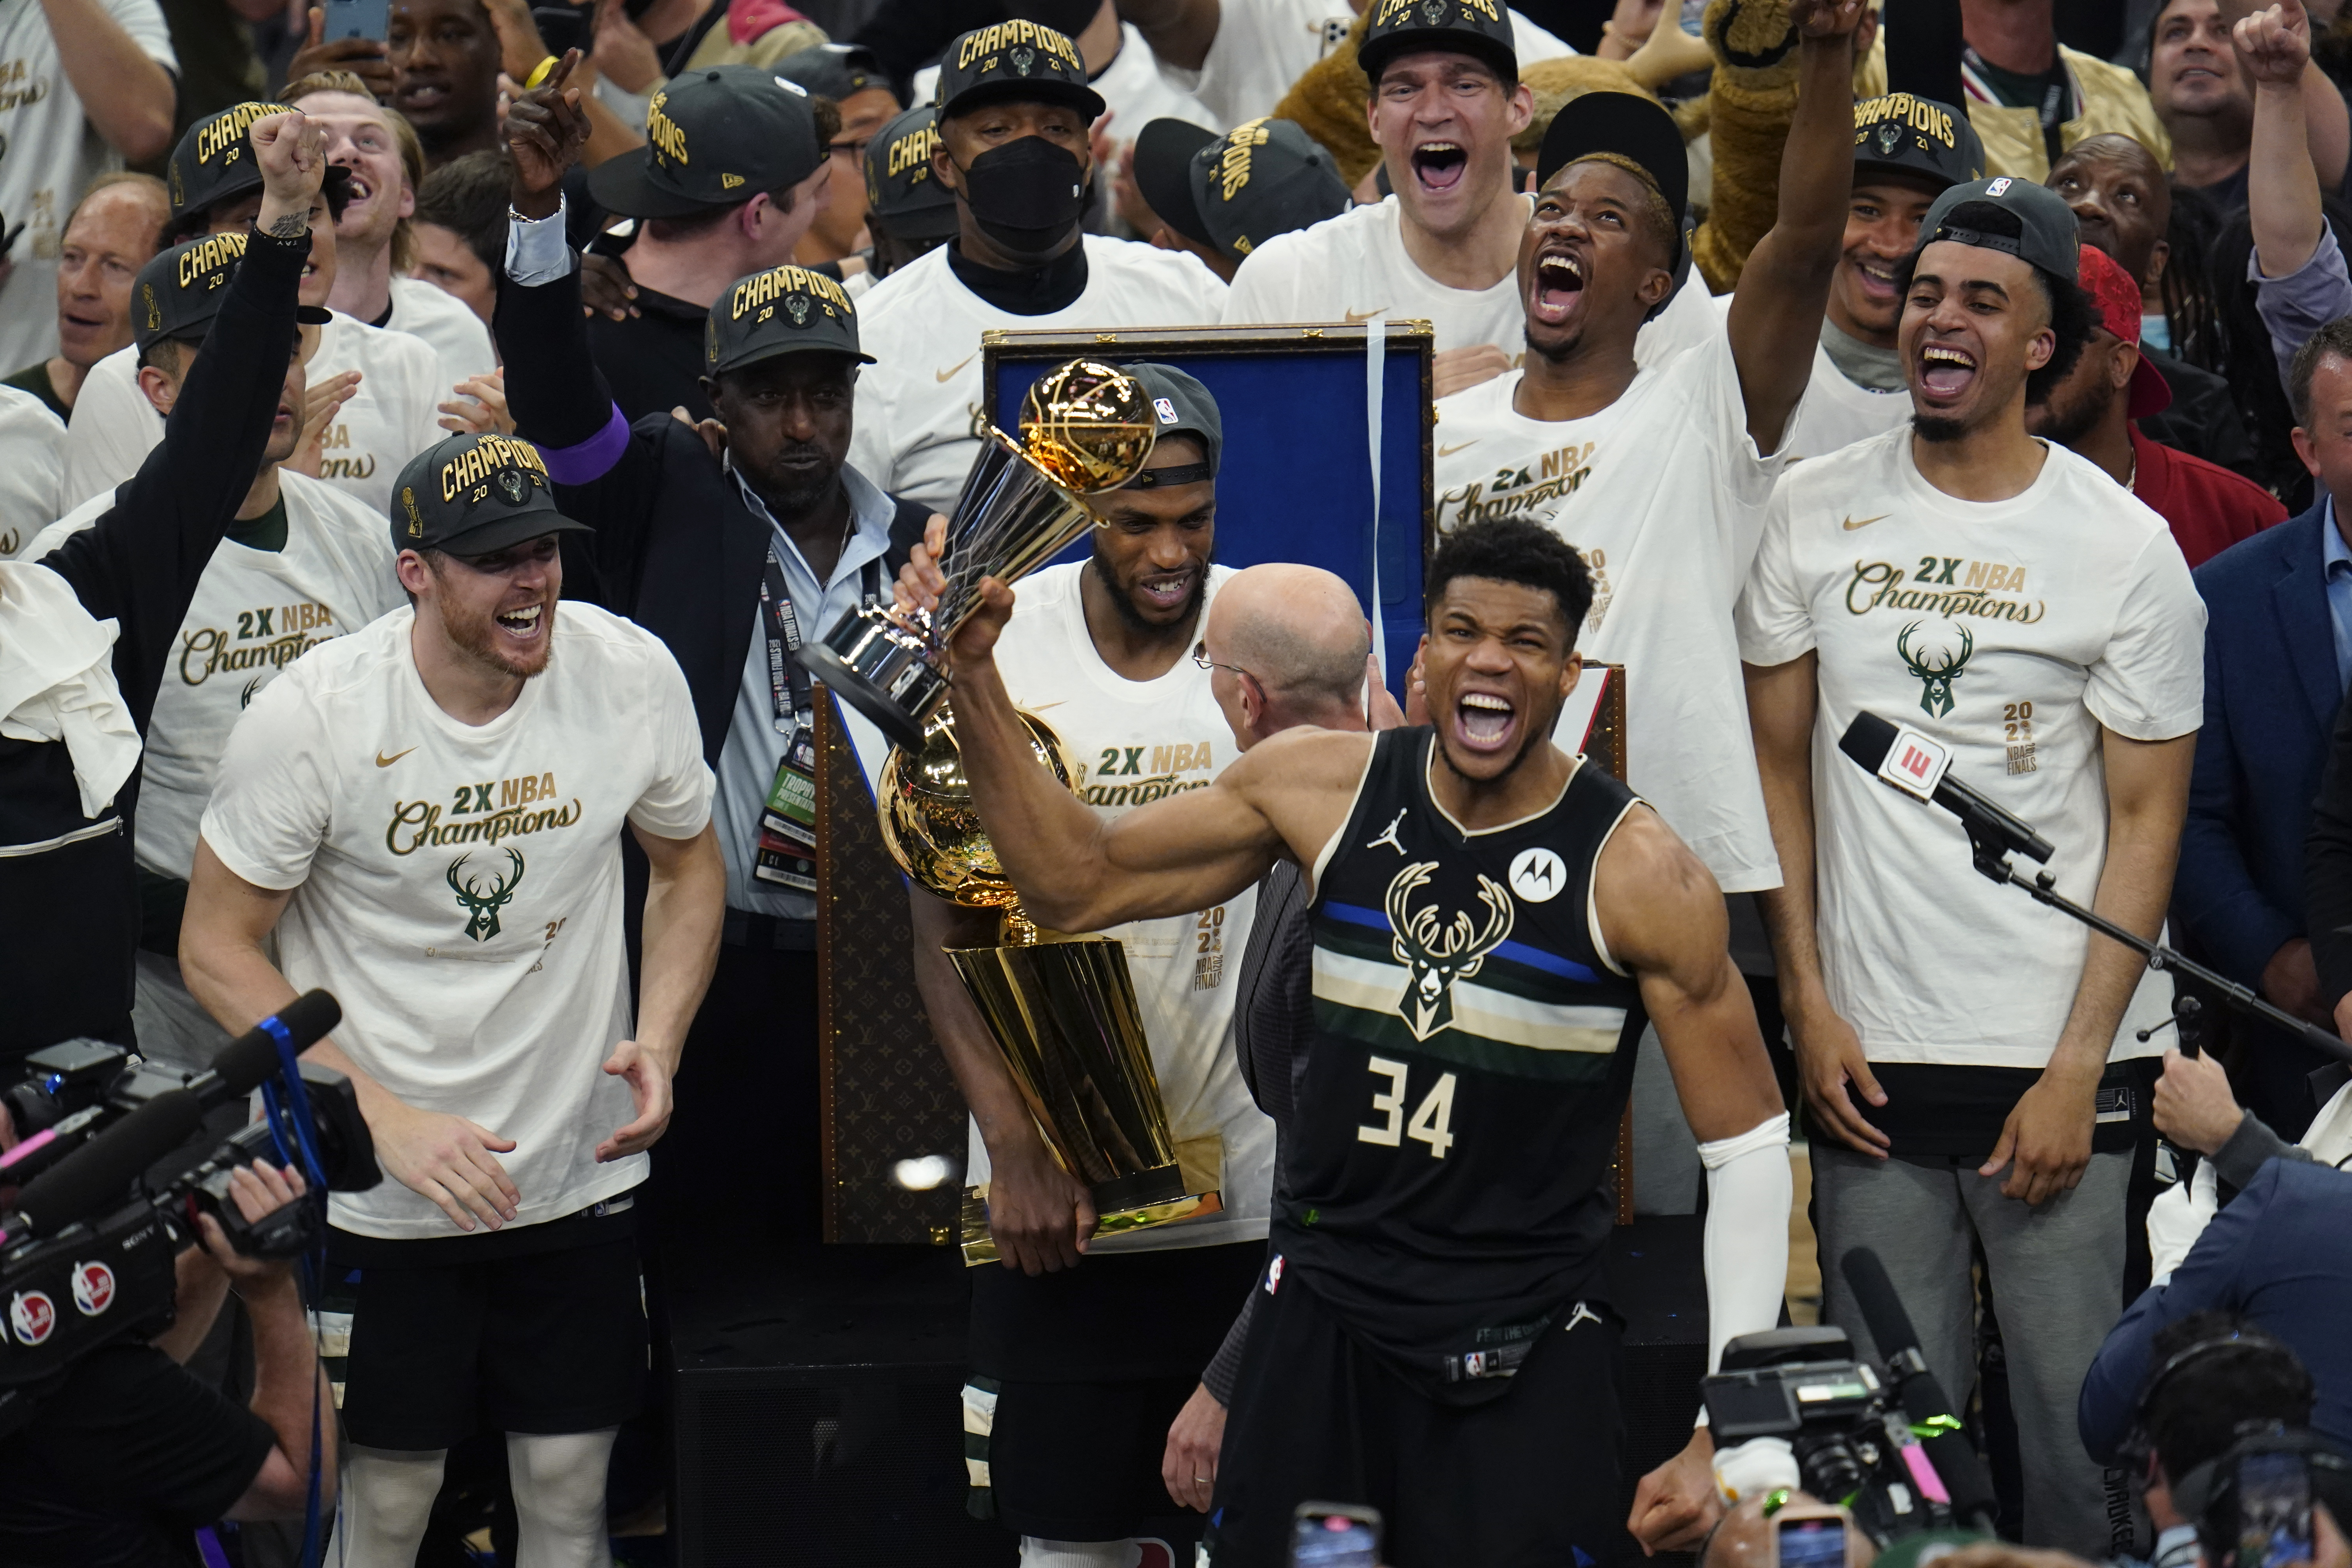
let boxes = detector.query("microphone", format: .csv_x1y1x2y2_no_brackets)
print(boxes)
7,1090,204,1238
186,991,342,1109
1841,1247,2000,1532
1839,711,2053,865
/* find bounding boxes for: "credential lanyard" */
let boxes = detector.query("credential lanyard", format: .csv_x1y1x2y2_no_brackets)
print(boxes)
761,546,884,735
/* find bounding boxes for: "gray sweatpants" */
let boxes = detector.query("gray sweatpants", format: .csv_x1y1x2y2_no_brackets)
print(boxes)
1812,1145,2132,1557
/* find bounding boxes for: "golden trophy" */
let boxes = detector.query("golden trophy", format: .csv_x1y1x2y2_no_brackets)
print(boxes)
879,712,1223,1266
798,359,1159,750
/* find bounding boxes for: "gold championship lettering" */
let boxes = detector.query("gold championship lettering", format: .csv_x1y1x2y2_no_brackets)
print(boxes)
1218,119,1272,200
647,90,688,163
731,264,854,321
955,20,1082,69
438,436,549,501
194,102,278,166
888,122,940,179
176,231,247,288
1853,93,1955,149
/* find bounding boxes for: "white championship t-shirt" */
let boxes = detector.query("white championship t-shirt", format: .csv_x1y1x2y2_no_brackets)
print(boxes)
0,0,176,373
62,312,446,517
1710,292,1909,461
973,561,1275,1253
28,469,401,879
1734,427,2205,1068
1161,0,1570,129
1430,321,1790,892
198,602,716,1238
848,235,1228,513
0,384,63,559
387,274,497,393
1223,194,1720,365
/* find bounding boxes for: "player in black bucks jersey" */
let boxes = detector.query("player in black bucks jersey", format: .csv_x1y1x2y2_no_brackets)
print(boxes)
898,517,1795,1566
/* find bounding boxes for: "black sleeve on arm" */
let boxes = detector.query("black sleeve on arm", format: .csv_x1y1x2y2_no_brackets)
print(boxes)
20,1344,276,1531
2306,689,2352,1007
496,252,627,451
1200,1284,1255,1406
41,228,308,735
1882,0,1965,109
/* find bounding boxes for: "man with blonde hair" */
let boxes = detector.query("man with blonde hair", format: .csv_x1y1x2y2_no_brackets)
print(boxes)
281,69,496,390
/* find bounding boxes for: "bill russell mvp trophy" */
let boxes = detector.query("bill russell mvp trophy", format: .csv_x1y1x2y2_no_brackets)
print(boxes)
831,359,1221,1264
799,358,1160,749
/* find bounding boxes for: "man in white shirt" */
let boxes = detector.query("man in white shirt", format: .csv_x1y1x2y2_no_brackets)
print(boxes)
61,101,448,518
281,70,498,393
1217,0,1536,397
0,0,176,371
0,388,62,559
1119,0,1569,132
906,366,1272,1568
846,22,1228,514
1737,176,2203,1555
180,428,725,1568
25,221,399,1075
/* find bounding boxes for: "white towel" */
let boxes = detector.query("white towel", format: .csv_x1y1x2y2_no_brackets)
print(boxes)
0,561,140,819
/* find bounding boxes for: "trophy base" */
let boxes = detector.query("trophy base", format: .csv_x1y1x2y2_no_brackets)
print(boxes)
796,606,948,751
958,1185,1225,1268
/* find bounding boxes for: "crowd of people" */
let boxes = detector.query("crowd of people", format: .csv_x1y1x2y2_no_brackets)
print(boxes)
8,0,2352,1564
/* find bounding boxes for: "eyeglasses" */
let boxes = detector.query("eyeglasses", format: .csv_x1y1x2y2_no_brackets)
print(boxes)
1192,640,1259,686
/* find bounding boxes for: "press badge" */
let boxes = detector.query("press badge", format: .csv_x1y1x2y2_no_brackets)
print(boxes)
754,727,818,891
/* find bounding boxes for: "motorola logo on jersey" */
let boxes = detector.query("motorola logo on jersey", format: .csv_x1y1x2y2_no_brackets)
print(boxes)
9,1289,56,1345
1508,846,1566,902
71,1261,116,1316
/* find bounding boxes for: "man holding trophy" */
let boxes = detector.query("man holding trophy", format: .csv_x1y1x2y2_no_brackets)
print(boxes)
886,515,1793,1567
815,360,1271,1565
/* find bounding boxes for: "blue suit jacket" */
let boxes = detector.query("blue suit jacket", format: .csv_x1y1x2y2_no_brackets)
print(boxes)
2175,504,2339,986
2080,1158,2352,1463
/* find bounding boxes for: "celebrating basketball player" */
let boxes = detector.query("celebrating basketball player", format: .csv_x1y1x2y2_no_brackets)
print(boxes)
897,515,1791,1565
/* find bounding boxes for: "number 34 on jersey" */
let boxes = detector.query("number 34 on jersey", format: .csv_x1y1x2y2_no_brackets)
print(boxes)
1358,1056,1458,1158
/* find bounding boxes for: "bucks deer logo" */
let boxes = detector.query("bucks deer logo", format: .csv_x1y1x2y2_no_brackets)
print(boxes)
447,848,525,942
1420,0,1446,22
1897,620,1973,718
494,469,528,506
1875,122,1903,156
786,293,810,326
1384,861,1514,1040
1011,45,1035,74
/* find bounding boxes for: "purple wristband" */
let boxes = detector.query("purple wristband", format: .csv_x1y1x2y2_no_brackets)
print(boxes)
541,402,630,486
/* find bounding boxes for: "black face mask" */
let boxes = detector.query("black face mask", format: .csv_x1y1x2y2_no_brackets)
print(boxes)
956,136,1088,256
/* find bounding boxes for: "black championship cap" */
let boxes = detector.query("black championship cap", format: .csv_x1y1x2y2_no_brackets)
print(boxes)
1134,116,1349,264
934,22,1104,123
1357,0,1518,87
588,65,825,220
771,42,890,105
1120,362,1221,487
132,232,331,355
865,104,960,241
1851,93,1984,192
391,432,592,557
1536,91,1688,227
1920,174,2081,282
167,101,352,223
707,262,875,374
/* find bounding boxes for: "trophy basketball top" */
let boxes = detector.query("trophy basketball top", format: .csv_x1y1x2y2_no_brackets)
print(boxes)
1017,360,1158,496
878,707,1080,927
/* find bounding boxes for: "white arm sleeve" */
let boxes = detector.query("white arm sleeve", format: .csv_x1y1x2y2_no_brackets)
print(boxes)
1699,1111,1792,1377
2146,1159,2219,1283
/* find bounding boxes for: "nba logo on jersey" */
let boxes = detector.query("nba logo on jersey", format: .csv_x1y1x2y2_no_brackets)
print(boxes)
1153,397,1178,424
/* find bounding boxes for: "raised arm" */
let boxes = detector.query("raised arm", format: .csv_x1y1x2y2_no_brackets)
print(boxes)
2243,0,2330,279
37,0,173,161
1724,0,1865,452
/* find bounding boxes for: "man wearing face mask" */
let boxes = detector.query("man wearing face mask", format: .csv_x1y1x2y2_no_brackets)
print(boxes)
846,21,1229,514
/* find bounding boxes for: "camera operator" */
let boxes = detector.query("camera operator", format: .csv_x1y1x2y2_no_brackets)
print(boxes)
0,1159,337,1566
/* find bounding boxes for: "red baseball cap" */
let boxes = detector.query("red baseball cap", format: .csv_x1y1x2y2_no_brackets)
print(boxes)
2078,243,2172,419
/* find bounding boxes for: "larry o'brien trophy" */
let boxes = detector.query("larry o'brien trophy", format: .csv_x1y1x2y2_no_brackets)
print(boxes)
797,358,1160,748
879,717,1223,1264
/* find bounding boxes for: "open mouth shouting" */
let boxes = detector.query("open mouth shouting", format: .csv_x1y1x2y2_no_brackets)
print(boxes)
1452,688,1518,756
1531,247,1586,326
493,600,548,642
1915,342,1979,405
1849,254,1900,305
1412,140,1469,194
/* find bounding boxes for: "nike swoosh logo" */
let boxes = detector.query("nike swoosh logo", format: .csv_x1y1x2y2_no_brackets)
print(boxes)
935,354,976,383
1343,307,1388,323
376,747,417,767
1438,440,1477,456
1841,513,1891,531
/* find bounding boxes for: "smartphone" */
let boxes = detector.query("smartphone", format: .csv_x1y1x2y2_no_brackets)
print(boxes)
1773,1507,1852,1568
321,0,388,42
530,4,590,58
1289,1501,1381,1568
2236,1450,2314,1568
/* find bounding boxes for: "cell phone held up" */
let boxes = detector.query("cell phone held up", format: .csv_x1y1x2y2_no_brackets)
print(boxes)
1289,1501,1381,1568
1773,1504,1854,1568
321,0,390,42
2235,1450,2315,1568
